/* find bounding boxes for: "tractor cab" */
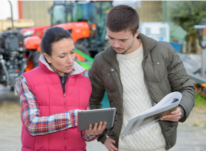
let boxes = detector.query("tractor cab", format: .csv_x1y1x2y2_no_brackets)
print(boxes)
50,1,113,57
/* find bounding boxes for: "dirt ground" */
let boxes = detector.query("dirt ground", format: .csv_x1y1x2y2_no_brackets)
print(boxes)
0,90,206,151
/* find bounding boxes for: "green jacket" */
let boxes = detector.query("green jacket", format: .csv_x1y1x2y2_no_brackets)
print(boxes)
88,33,195,150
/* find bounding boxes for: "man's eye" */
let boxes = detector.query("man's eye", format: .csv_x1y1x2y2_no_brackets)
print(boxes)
121,40,126,42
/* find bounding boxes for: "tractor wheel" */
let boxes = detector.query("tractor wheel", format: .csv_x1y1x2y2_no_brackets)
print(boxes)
32,50,40,67
10,86,14,91
75,44,90,56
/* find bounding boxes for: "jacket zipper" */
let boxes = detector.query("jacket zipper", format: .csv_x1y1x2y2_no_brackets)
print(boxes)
102,54,123,95
62,77,67,151
142,58,167,147
102,54,123,146
141,59,154,106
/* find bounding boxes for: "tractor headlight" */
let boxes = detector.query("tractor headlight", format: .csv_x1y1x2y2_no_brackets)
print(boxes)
23,30,34,37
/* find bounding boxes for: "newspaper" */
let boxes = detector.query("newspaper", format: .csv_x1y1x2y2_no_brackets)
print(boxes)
121,92,182,137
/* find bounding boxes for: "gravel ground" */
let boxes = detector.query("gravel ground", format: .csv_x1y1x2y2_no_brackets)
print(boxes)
0,88,206,151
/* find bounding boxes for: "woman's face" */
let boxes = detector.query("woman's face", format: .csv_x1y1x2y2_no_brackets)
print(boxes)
44,38,75,76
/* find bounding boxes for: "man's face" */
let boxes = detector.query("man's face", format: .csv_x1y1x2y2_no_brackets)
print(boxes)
107,28,139,54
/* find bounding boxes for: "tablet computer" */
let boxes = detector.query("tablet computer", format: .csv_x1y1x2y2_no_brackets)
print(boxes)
78,108,116,130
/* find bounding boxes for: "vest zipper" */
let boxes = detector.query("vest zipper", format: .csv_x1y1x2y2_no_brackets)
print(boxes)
62,76,67,151
63,93,67,151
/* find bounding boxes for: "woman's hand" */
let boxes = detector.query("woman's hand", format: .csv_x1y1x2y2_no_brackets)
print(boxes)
86,121,107,136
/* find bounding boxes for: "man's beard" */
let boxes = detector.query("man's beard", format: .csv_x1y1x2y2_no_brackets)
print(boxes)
115,39,134,54
115,44,133,54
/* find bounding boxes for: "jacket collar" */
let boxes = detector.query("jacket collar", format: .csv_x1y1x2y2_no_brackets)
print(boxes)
103,33,157,62
39,54,86,75
102,33,157,73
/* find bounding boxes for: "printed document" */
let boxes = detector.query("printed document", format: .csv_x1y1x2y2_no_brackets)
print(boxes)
121,92,182,137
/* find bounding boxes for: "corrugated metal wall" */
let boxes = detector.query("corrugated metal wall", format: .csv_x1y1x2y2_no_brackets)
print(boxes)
21,1,163,27
137,1,163,22
21,1,53,26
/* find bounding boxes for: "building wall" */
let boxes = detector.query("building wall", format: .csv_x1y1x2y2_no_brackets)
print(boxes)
21,1,53,26
0,0,19,20
137,1,163,22
20,1,163,26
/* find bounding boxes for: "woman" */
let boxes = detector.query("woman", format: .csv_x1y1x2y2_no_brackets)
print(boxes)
16,27,106,151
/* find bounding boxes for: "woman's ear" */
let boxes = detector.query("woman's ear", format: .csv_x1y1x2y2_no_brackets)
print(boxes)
43,53,51,64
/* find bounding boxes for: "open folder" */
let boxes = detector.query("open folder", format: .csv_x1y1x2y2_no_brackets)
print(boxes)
78,108,116,130
121,92,182,137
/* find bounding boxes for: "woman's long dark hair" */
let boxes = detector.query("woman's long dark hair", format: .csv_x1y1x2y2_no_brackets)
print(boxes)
41,27,72,56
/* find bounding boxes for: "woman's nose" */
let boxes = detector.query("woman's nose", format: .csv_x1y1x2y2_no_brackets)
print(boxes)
67,55,73,63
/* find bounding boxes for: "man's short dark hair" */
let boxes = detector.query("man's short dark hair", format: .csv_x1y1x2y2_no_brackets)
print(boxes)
106,5,139,35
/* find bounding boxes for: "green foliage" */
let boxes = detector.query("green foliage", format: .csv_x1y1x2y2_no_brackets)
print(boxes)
169,2,206,53
193,123,198,127
195,92,206,107
170,2,206,36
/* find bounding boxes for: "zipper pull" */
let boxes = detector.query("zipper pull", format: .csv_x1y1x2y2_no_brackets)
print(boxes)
63,94,65,97
62,77,64,84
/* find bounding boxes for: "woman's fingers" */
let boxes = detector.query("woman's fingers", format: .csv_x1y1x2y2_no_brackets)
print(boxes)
101,122,107,132
97,122,103,131
86,121,107,135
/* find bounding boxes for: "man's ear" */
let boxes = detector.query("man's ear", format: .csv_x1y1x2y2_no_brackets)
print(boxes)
43,53,51,64
135,29,140,38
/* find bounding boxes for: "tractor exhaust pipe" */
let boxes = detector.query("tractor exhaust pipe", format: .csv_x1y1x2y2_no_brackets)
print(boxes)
8,0,14,29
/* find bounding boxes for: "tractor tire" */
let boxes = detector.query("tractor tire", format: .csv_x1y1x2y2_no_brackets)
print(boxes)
75,44,90,56
32,50,40,67
10,86,14,91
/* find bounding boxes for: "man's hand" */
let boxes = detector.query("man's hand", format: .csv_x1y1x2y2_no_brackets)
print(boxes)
86,121,107,136
161,107,182,122
104,137,118,151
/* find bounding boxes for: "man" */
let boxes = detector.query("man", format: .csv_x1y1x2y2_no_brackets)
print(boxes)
89,5,195,151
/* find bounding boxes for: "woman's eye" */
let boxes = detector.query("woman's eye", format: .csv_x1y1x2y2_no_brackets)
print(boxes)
71,51,75,54
60,55,65,58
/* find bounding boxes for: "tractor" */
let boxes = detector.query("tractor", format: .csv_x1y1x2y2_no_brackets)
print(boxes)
0,30,26,89
0,1,27,90
21,1,113,71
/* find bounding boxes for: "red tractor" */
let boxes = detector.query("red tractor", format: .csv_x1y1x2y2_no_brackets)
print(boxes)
21,1,113,71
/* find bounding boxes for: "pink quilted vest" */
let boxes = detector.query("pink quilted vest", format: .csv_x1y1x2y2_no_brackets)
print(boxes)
21,56,91,151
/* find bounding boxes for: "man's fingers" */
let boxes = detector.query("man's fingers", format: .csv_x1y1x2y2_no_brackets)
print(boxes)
104,138,117,151
161,114,181,121
171,108,181,115
163,113,180,119
110,144,118,151
111,139,116,144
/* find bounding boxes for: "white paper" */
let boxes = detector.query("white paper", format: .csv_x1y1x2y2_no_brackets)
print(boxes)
121,92,182,137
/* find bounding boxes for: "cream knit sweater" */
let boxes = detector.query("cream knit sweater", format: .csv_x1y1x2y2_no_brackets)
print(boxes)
117,44,166,151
